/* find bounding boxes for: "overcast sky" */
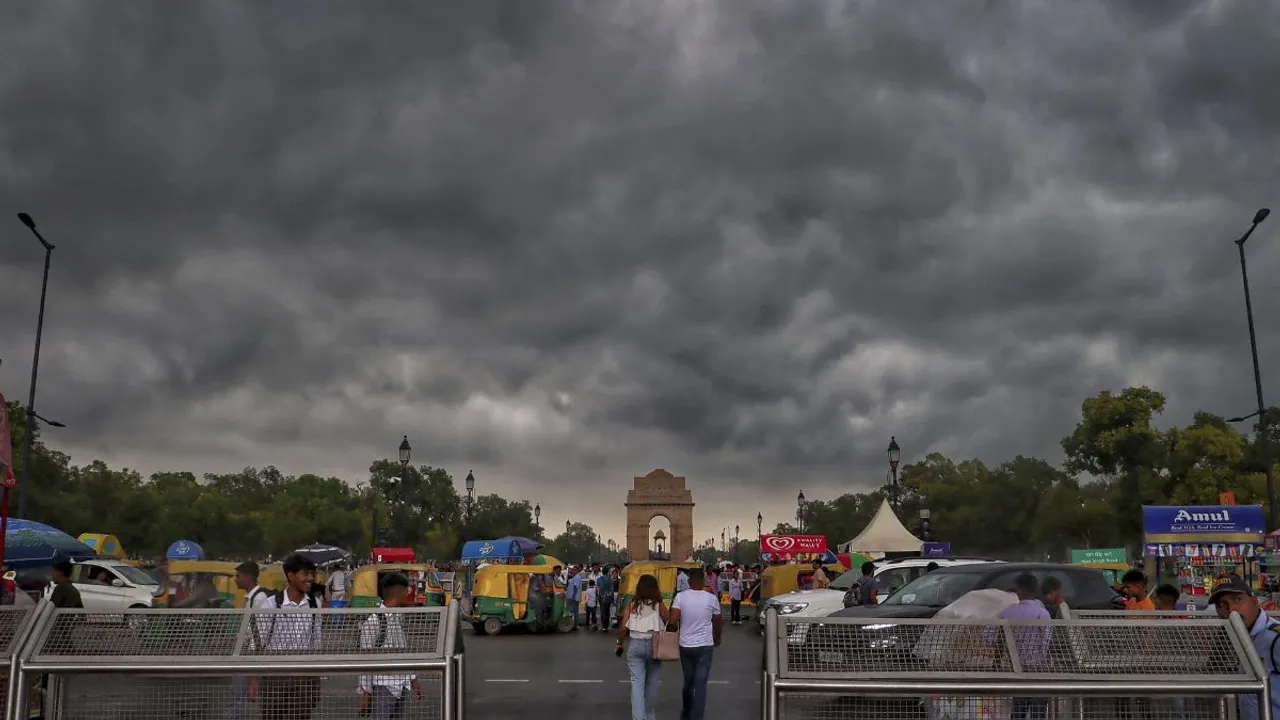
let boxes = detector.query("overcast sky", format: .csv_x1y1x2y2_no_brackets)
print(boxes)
2,0,1278,547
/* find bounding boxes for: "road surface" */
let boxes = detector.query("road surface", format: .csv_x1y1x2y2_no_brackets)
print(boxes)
465,619,762,718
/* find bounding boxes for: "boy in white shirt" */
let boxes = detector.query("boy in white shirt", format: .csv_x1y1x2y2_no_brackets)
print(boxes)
584,580,599,630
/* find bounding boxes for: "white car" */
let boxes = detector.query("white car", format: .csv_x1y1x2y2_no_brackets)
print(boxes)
44,560,162,610
758,557,998,637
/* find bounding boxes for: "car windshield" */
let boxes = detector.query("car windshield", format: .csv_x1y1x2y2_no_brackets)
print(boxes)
882,569,985,607
829,569,861,591
109,565,160,586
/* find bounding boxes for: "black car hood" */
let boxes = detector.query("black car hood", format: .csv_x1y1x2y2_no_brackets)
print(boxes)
829,604,939,619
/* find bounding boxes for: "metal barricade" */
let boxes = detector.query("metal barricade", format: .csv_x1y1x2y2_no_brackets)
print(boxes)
0,602,48,719
762,608,1269,720
10,602,463,720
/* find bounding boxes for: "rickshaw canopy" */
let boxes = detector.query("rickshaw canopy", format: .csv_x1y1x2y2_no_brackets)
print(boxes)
472,563,559,600
760,563,847,599
619,560,702,596
77,533,126,559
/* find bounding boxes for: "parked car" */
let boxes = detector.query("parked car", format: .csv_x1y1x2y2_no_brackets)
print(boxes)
787,562,1124,672
758,557,996,637
43,560,162,610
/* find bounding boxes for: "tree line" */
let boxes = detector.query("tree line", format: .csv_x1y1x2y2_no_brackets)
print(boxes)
768,387,1279,560
4,401,626,563
6,387,1278,563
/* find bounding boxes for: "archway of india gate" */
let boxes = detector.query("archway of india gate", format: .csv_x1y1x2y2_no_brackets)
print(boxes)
625,469,695,562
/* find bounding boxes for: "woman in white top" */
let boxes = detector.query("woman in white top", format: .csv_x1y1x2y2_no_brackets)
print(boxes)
616,574,669,720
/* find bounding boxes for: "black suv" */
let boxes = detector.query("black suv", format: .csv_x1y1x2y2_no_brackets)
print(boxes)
788,563,1124,671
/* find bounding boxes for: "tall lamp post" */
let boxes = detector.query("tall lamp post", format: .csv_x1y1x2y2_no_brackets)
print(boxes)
464,470,476,523
392,436,411,546
733,524,740,564
534,503,541,534
1235,208,1276,530
15,213,58,519
887,436,902,511
796,491,806,533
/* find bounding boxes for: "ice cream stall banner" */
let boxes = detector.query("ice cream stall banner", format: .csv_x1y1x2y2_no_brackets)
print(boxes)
1142,505,1266,544
760,534,828,562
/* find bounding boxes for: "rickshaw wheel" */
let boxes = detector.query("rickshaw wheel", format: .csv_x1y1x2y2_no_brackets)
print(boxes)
482,617,503,636
555,615,575,633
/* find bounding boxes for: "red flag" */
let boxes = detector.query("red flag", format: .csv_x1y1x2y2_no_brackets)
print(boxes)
0,393,12,488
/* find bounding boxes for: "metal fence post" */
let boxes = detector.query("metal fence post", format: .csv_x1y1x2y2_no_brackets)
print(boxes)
762,607,779,720
442,602,459,720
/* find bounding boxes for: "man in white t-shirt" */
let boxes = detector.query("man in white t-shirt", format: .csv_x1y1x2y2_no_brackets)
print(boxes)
669,568,722,720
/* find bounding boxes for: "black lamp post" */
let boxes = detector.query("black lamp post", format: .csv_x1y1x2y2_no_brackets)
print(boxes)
534,503,541,530
398,435,411,466
1235,208,1276,530
756,512,763,540
887,436,902,511
796,491,806,533
15,213,59,519
733,524,740,563
464,470,475,519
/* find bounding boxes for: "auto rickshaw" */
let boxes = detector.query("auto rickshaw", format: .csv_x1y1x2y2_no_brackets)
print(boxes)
164,560,243,608
614,561,703,622
468,563,573,635
758,563,847,602
349,564,446,607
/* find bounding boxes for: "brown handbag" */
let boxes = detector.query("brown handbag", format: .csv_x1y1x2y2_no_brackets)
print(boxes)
651,630,681,661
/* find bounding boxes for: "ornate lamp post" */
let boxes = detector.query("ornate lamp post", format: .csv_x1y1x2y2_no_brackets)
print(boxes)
534,503,541,531
887,436,902,510
796,490,806,533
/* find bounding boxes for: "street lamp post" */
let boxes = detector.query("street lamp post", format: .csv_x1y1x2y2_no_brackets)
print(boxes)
734,524,740,563
887,436,902,511
15,213,57,519
464,470,475,522
1235,208,1276,530
796,491,806,533
534,503,541,532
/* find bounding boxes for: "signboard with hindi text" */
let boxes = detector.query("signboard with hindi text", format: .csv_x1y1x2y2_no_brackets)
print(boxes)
1069,548,1127,565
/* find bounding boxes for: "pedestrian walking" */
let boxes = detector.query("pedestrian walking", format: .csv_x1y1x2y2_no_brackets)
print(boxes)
597,568,616,632
842,561,877,607
984,573,1050,719
617,574,668,720
810,560,831,589
728,573,743,624
227,562,272,720
47,562,82,609
566,568,583,630
249,554,322,720
358,573,424,718
669,568,721,720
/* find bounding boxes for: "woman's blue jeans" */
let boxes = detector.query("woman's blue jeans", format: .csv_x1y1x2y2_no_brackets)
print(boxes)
626,637,661,720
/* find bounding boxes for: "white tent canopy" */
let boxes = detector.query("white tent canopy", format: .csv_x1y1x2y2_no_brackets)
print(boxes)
838,499,924,554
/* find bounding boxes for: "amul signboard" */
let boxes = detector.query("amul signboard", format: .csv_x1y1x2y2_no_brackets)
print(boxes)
1069,548,1127,565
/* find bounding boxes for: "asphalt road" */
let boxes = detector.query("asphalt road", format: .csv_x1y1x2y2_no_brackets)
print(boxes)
465,617,762,718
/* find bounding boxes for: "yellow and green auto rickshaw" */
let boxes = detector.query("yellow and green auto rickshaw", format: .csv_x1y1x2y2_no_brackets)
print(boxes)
614,561,703,623
349,564,446,608
758,563,847,602
164,560,243,608
468,564,573,635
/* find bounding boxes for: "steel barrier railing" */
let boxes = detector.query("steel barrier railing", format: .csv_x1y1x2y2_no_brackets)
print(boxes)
8,601,464,720
762,608,1269,720
0,602,48,719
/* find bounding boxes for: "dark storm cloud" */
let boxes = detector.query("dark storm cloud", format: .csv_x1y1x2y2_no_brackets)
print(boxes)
3,0,1279,538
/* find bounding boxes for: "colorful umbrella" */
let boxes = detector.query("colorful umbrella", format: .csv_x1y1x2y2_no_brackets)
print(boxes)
4,519,98,569
166,539,205,560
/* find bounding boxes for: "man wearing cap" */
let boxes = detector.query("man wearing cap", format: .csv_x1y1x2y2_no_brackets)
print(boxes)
1211,575,1280,720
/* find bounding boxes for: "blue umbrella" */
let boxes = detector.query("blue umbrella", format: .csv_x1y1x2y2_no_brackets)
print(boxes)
4,519,98,569
166,539,205,560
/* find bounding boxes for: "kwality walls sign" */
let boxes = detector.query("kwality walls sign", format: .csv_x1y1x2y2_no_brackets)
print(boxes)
1142,505,1266,543
759,534,829,562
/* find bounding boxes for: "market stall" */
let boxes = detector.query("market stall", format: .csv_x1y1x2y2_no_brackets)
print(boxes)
838,499,925,559
1143,504,1265,602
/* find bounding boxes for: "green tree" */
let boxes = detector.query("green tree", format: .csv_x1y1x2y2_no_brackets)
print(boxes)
1062,387,1169,544
550,522,606,563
